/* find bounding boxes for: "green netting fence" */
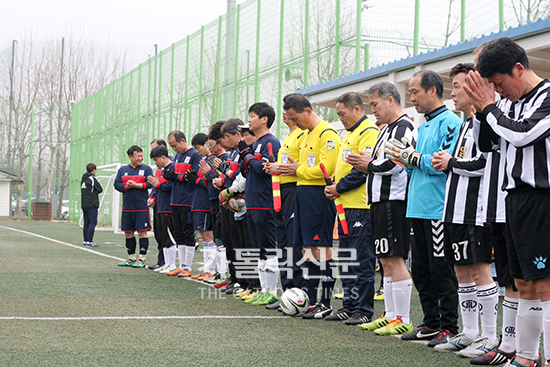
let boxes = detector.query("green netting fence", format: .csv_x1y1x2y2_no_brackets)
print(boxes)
68,0,545,221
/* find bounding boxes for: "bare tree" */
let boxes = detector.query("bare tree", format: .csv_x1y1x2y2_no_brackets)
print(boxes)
508,0,550,25
0,30,129,218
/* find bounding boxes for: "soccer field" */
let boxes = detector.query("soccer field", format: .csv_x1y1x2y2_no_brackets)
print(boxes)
0,220,476,367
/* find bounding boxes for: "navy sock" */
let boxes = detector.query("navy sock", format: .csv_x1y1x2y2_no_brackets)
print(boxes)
125,237,137,255
319,260,336,308
304,261,321,305
139,237,149,255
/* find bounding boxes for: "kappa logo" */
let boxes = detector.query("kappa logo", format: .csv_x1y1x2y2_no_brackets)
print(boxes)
352,221,363,228
533,256,547,269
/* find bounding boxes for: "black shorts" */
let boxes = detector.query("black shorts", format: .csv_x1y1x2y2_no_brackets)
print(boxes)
491,222,514,288
371,201,410,259
121,210,151,232
506,189,550,282
294,186,336,247
443,223,492,265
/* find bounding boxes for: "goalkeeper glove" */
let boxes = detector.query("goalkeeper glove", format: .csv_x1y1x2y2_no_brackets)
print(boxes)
384,137,420,170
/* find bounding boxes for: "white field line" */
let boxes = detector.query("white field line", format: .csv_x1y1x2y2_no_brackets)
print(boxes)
0,225,125,262
0,315,287,321
0,225,283,320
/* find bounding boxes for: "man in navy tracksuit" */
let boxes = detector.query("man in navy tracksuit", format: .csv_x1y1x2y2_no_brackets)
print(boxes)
114,145,153,268
239,102,281,306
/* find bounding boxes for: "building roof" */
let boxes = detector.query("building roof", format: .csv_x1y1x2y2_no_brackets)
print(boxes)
298,17,550,101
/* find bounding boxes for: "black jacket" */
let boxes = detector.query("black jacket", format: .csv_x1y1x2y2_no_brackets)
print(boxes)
81,172,103,209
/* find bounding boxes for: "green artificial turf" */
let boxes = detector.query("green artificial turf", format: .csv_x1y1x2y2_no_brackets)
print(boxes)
0,220,479,366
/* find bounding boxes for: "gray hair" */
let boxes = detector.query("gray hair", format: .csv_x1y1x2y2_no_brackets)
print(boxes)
367,82,401,105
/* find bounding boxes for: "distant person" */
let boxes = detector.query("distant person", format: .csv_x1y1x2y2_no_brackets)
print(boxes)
81,163,103,247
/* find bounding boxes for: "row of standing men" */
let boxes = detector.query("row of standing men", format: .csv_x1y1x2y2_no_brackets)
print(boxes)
107,37,550,367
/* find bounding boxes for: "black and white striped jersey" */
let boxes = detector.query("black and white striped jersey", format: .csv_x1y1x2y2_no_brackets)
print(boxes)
367,114,417,204
480,151,507,224
477,79,550,191
443,118,486,225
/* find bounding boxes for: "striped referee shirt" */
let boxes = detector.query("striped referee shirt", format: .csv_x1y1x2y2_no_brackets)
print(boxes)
443,118,486,226
476,79,550,191
367,114,417,204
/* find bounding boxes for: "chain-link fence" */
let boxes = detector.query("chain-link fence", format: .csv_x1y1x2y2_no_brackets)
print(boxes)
67,0,550,221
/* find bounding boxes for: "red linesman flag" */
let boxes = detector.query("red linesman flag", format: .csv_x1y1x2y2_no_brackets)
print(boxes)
319,162,348,235
267,142,281,212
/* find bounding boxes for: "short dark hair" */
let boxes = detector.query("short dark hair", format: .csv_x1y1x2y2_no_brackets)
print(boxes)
450,63,475,80
168,130,186,143
477,37,530,78
150,145,169,159
283,93,299,104
413,70,444,99
127,145,143,156
221,118,244,135
208,121,226,141
191,133,208,147
335,92,364,112
367,82,401,105
282,93,312,113
150,138,167,147
86,163,97,173
248,102,276,128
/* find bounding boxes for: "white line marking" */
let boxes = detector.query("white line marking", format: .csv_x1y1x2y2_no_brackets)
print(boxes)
0,225,125,262
0,315,288,321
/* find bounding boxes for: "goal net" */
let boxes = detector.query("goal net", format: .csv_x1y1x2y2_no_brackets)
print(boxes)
79,163,122,234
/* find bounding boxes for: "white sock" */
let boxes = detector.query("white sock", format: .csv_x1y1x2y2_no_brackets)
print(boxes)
177,245,186,268
383,277,395,320
167,245,177,268
265,256,280,294
458,282,479,339
393,278,413,325
477,282,499,344
258,259,266,292
500,296,518,353
202,243,208,266
212,242,219,274
542,300,550,366
516,299,543,361
162,248,169,265
204,242,217,274
217,246,227,278
184,245,195,272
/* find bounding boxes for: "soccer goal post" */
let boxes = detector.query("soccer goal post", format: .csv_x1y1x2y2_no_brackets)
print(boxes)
79,163,122,234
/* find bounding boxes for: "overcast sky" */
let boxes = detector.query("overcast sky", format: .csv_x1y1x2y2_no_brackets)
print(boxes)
1,0,246,68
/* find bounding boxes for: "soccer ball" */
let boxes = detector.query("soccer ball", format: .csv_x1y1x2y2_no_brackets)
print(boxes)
279,288,310,316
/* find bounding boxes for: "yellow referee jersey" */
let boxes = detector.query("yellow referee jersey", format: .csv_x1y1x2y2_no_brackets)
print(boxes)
296,120,341,186
278,127,306,185
335,117,379,209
